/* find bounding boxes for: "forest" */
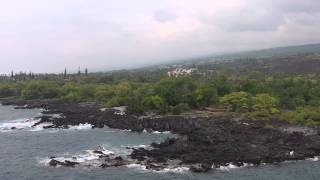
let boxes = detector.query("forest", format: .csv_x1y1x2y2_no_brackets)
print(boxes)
1,65,320,127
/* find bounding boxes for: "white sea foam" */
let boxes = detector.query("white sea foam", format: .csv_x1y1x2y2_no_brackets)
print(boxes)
308,156,319,161
0,117,58,132
86,149,114,156
152,131,171,134
126,164,147,171
157,167,190,173
217,164,239,171
123,144,153,151
38,157,52,166
142,129,171,134
126,164,189,173
29,122,54,132
40,147,115,166
0,118,94,132
120,129,132,132
68,123,93,130
50,113,65,119
126,144,149,148
216,163,253,171
0,118,40,132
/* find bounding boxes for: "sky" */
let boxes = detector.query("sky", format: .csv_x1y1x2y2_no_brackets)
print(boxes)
0,0,320,74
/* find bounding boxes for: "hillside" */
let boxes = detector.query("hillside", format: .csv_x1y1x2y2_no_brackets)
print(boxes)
157,43,320,76
218,43,320,59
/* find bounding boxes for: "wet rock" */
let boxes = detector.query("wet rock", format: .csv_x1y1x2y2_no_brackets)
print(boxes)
114,156,123,161
93,124,104,128
48,159,79,167
64,160,79,167
190,164,212,173
48,159,61,167
146,163,165,171
100,157,128,168
92,150,105,155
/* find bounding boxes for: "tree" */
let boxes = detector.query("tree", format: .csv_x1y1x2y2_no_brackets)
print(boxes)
251,94,280,117
171,103,190,115
220,91,249,112
107,81,132,107
280,107,320,126
21,81,61,99
85,67,88,76
142,95,167,114
155,77,197,108
0,84,16,97
195,84,218,107
94,85,114,104
213,76,234,96
64,68,67,79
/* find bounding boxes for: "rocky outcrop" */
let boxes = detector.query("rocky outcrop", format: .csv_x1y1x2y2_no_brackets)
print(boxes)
48,159,80,167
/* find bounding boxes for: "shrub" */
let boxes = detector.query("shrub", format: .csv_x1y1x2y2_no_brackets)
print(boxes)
21,81,60,99
280,107,320,126
220,91,249,112
251,94,280,117
172,103,190,115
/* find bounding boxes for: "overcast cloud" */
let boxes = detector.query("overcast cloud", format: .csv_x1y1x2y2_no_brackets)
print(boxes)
0,0,319,74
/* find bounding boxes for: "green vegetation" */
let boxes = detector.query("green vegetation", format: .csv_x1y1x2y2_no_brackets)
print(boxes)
1,74,319,123
280,107,320,126
1,51,320,126
251,94,280,118
220,91,249,112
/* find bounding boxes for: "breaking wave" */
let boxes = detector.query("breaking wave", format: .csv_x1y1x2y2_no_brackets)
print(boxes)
0,118,48,132
0,119,93,132
68,123,93,130
126,164,190,173
39,146,114,167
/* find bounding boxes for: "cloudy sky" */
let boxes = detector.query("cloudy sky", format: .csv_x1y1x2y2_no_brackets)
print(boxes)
0,0,319,74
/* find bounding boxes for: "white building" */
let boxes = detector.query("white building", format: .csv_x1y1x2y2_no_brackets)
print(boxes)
167,68,196,77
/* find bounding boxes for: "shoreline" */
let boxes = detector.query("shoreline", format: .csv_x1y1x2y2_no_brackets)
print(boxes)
1,99,320,173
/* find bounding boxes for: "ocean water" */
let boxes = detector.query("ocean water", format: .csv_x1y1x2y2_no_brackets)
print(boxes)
0,105,319,180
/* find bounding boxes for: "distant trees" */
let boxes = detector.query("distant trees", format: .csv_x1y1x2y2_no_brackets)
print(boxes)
1,68,320,126
64,68,68,79
85,67,88,76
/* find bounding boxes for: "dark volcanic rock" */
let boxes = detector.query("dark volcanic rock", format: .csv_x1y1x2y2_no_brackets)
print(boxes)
48,159,79,167
48,159,61,167
92,150,105,155
100,156,129,168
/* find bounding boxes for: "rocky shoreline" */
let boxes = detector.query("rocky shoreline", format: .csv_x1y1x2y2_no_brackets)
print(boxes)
2,99,320,173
